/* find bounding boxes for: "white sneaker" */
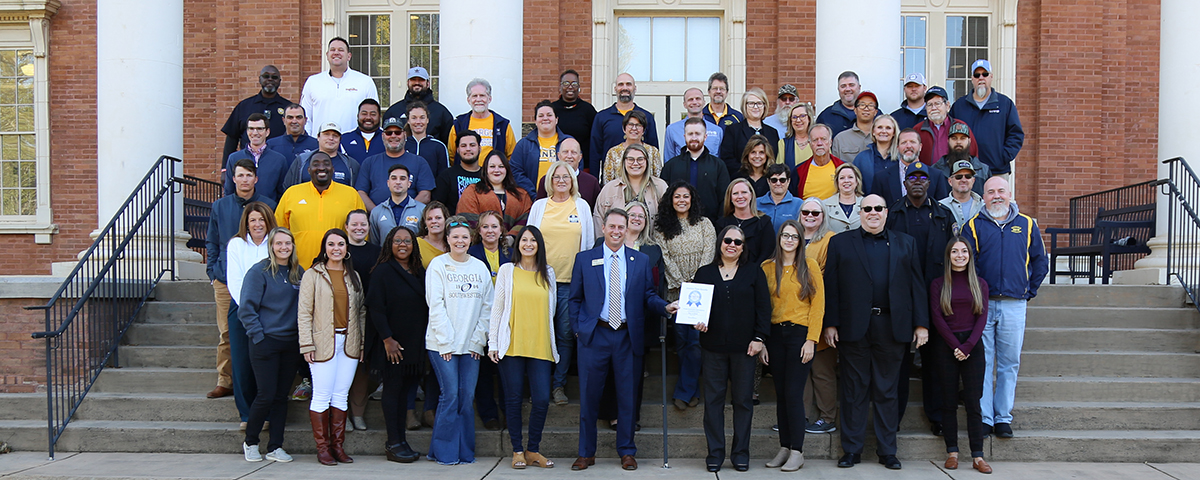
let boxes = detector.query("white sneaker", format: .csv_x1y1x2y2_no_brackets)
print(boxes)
265,447,293,462
243,442,263,462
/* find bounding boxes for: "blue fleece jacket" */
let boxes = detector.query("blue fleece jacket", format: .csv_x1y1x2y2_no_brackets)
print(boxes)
238,260,302,344
510,128,573,194
949,89,1024,175
961,203,1048,299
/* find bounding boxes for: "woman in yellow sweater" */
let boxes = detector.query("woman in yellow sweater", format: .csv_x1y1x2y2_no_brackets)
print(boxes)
761,219,825,472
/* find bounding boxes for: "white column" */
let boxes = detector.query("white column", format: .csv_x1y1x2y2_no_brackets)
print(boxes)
439,0,524,124
814,0,902,111
1120,0,1200,285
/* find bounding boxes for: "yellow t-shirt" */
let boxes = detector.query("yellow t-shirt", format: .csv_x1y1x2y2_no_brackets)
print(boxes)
761,258,825,343
485,248,500,284
507,267,553,361
802,160,838,200
417,237,446,270
447,113,517,162
535,134,559,188
541,199,582,283
276,182,366,269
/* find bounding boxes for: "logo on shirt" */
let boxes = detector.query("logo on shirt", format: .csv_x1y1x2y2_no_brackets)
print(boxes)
298,199,307,205
277,108,285,115
456,176,482,195
1011,226,1023,234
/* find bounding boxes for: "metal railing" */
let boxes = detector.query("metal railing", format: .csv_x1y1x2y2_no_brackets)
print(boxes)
1164,157,1200,310
182,174,222,258
27,155,192,459
1049,179,1160,283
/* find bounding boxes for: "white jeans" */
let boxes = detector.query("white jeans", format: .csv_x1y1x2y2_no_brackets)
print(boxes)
309,333,358,412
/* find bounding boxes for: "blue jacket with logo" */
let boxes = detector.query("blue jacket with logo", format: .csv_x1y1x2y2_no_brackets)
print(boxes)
510,128,573,194
206,192,277,283
949,89,1024,175
340,128,386,163
961,204,1048,299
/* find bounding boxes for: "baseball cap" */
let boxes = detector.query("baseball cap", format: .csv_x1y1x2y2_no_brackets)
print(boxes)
856,91,878,106
971,59,992,74
318,122,341,134
407,66,430,80
906,162,930,178
948,123,970,137
903,73,926,86
924,86,949,102
952,160,977,175
777,84,798,98
382,116,407,131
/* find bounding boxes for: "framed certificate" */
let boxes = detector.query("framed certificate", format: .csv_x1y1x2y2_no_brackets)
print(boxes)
674,282,714,325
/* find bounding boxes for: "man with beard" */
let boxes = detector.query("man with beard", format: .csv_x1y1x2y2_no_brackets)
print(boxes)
931,123,989,196
939,160,985,229
950,60,1024,177
890,73,927,131
588,73,660,174
301,37,378,136
873,129,948,207
817,71,875,137
831,92,879,161
340,99,384,162
383,67,454,145
222,114,289,202
403,101,450,178
356,117,434,210
447,78,516,162
552,69,598,161
433,131,485,214
276,151,366,269
916,86,978,165
266,104,319,163
536,137,601,207
282,122,361,189
961,177,1047,439
222,65,290,168
702,72,744,130
793,124,844,200
663,87,723,158
884,163,956,437
659,118,729,224
823,194,928,470
764,84,800,135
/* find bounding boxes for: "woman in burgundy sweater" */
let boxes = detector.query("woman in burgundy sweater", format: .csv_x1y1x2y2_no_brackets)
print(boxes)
928,236,993,474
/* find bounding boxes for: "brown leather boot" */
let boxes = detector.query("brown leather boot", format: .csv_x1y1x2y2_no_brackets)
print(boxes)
309,410,336,465
328,407,354,463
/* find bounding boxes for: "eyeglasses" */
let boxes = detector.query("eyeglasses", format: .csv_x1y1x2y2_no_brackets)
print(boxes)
780,233,801,241
260,74,280,80
973,72,990,78
722,237,744,246
925,100,946,108
625,123,644,130
746,101,765,107
629,213,646,220
560,81,580,87
952,173,975,180
800,210,822,217
246,126,268,132
392,238,414,245
768,177,789,184
383,130,405,136
790,114,808,120
551,175,572,182
856,103,877,110
861,205,886,212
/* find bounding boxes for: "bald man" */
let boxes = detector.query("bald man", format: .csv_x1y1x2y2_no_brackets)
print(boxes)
662,87,723,158
588,73,660,174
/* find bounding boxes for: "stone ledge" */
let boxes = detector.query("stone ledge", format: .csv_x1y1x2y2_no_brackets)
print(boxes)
0,276,66,299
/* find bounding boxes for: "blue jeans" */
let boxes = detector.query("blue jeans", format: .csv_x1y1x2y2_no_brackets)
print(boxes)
552,283,574,390
497,356,552,453
981,298,1027,426
227,301,256,422
427,351,480,465
673,324,701,402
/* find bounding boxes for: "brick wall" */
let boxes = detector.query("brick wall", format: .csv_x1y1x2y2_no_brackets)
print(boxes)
0,299,49,393
521,0,593,123
747,0,818,103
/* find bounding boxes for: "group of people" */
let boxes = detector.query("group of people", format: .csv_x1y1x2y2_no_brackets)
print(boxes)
207,35,1045,473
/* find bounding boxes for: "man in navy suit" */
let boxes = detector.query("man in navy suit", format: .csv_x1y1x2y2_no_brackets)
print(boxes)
569,208,679,471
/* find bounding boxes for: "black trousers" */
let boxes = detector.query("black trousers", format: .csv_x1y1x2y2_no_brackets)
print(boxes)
244,335,300,451
381,362,419,446
767,323,812,451
898,342,942,425
838,314,907,456
701,349,757,466
933,331,986,457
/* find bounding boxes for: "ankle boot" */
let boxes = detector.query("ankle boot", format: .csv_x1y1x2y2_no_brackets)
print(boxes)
328,407,354,463
309,410,336,465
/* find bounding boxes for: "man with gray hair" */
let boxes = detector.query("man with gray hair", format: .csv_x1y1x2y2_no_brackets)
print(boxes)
764,84,800,135
447,78,516,162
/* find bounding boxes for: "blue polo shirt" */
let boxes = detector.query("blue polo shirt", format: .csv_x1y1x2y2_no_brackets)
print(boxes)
266,134,319,163
355,151,436,206
221,93,291,149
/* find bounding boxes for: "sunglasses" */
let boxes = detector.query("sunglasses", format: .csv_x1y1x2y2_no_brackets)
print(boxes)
383,130,405,136
722,237,744,246
973,72,990,78
260,74,280,80
861,205,886,212
769,177,789,184
448,221,470,228
800,210,822,217
952,173,975,180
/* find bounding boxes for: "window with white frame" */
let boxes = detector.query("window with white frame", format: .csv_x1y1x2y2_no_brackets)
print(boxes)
900,1,995,102
408,13,439,97
0,49,35,217
945,15,988,100
616,16,719,83
901,15,927,80
348,14,391,105
345,10,440,106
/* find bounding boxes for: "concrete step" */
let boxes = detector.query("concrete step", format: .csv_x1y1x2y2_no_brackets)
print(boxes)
0,393,44,421
1019,351,1200,378
1031,285,1187,308
1016,376,1200,403
2,420,1198,462
153,281,214,303
1022,327,1198,353
1027,306,1199,329
92,368,216,393
119,346,214,369
124,323,216,347
136,301,215,325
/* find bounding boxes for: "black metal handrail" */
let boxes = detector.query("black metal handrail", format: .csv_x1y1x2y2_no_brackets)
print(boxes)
1163,157,1200,312
26,155,190,459
1049,179,1160,283
182,174,222,258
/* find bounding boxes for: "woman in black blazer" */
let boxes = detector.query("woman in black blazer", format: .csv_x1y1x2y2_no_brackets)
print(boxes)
366,226,428,463
692,224,772,472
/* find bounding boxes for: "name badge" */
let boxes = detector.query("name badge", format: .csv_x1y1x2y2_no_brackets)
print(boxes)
568,214,580,223
445,265,457,272
334,172,346,180
591,258,604,266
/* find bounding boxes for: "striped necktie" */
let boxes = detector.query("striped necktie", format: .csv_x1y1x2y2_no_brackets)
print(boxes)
607,253,622,329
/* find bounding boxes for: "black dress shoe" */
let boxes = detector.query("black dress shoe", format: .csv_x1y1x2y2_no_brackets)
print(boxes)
706,464,720,472
837,453,861,468
931,421,944,436
879,455,902,470
734,463,749,472
385,442,420,463
994,422,1014,438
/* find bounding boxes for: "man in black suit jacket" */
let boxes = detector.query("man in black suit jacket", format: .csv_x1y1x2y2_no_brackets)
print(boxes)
822,194,930,470
872,130,948,208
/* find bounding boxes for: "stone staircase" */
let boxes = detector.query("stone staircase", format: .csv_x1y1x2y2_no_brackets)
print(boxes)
2,282,1199,462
